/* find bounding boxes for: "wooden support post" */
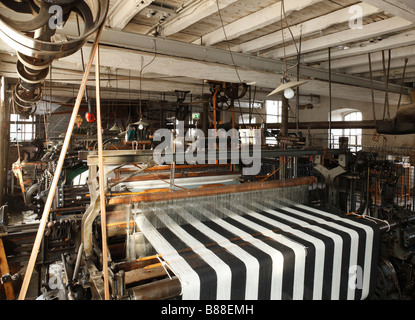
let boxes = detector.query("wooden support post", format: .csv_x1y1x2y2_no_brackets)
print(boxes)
0,238,14,300
95,44,110,300
18,25,105,300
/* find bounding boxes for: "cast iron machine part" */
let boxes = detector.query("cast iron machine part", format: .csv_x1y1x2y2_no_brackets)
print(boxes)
208,81,249,111
174,90,190,121
0,0,109,116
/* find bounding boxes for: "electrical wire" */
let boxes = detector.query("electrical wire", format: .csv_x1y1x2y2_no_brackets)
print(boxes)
280,0,300,76
215,0,242,84
139,40,158,119
215,0,265,124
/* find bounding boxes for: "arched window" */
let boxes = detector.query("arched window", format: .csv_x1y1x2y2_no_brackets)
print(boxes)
330,109,362,152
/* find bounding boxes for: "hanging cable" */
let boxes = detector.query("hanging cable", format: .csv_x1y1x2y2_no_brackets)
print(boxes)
329,47,332,149
397,58,409,110
215,0,243,84
382,50,391,120
139,41,158,120
368,53,376,121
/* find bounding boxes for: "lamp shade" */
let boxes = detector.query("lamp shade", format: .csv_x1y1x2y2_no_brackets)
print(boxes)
268,80,308,97
132,119,149,128
109,123,120,131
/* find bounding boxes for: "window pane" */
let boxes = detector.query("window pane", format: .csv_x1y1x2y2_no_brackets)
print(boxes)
329,111,362,151
25,124,32,134
239,114,256,124
10,115,36,142
266,100,281,123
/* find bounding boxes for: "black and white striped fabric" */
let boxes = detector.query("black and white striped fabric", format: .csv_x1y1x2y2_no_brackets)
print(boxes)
135,199,380,300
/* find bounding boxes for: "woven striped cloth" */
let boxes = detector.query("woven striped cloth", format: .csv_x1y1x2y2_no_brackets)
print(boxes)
135,200,380,300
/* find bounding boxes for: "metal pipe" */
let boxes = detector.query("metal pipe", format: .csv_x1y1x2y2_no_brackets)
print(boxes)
72,243,84,282
258,120,377,130
129,277,182,300
281,95,289,138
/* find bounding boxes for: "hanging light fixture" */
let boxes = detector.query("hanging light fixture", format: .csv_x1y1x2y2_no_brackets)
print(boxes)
268,77,308,99
109,123,120,132
133,119,149,130
268,0,307,100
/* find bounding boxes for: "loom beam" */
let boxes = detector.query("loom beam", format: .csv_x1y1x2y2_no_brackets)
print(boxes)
108,176,317,205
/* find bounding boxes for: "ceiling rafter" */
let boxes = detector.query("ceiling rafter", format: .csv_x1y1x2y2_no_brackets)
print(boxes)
320,44,415,70
263,16,414,59
191,0,324,46
303,29,415,64
107,0,154,30
343,56,415,74
232,2,381,54
360,0,415,22
159,0,239,37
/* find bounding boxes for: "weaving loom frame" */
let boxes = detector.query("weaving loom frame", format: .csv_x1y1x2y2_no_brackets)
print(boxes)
133,186,380,300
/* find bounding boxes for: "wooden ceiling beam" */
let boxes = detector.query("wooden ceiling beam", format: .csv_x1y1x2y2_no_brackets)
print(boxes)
343,56,415,74
192,0,324,46
320,44,415,70
303,28,415,64
58,44,410,105
361,66,415,78
233,2,381,54
107,0,154,30
160,0,239,37
264,17,413,59
360,0,415,22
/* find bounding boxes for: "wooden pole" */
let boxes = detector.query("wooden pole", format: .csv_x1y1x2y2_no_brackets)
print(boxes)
18,25,105,300
0,238,15,299
95,44,110,300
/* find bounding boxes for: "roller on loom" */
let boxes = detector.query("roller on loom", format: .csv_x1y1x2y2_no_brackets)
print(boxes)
131,184,380,300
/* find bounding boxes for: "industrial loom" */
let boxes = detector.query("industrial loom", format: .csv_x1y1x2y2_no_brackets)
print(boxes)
68,149,381,301
0,0,409,301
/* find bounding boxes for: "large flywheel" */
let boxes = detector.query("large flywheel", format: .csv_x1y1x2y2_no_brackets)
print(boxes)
0,0,109,116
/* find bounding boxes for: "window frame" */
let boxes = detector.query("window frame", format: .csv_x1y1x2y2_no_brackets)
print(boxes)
10,113,36,143
330,110,362,152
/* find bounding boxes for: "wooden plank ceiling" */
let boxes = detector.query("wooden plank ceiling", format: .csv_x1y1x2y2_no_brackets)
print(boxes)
1,0,415,104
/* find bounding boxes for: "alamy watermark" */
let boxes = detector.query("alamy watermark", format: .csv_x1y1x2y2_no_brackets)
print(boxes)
48,5,64,30
349,4,364,30
349,265,364,290
153,121,262,176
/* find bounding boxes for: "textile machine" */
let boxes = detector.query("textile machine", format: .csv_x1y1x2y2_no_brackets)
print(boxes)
3,144,415,300
19,147,406,301
1,0,415,301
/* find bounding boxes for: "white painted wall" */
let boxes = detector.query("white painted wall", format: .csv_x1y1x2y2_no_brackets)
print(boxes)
298,95,415,151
